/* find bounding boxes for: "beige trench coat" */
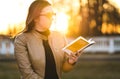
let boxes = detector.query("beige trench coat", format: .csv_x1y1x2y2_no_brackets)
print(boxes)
14,30,74,79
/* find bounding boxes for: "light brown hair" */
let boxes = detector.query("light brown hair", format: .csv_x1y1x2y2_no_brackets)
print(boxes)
24,0,51,32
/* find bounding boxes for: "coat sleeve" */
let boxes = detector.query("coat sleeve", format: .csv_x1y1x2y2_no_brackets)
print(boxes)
14,34,41,79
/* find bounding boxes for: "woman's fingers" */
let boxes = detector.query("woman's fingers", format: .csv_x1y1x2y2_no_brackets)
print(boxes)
67,51,83,65
67,53,78,64
75,50,83,56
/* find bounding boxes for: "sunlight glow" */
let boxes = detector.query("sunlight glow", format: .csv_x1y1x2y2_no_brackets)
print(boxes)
50,0,80,35
50,12,69,34
0,0,120,36
101,22,120,34
108,0,120,9
101,0,120,34
0,0,33,35
108,0,120,13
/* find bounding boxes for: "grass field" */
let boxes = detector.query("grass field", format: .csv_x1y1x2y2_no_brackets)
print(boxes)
0,54,120,79
62,61,120,79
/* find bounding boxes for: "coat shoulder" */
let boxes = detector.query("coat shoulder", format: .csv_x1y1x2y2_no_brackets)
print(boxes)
51,31,64,37
14,32,31,43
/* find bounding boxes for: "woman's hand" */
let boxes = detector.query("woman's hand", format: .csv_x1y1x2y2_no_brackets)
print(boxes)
67,51,82,65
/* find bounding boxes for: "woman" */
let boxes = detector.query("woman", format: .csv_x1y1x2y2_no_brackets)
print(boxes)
14,0,80,79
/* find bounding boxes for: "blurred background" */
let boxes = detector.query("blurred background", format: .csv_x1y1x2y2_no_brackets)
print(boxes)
0,0,120,79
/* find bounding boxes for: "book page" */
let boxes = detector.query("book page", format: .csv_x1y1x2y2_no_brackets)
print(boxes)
66,38,89,53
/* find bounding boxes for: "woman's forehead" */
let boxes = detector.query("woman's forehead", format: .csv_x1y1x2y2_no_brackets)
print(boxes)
41,6,53,14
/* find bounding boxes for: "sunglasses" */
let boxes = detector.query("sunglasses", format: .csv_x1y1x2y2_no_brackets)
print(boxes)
40,12,56,19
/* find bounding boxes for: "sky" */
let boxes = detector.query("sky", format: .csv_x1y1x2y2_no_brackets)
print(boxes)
0,0,33,34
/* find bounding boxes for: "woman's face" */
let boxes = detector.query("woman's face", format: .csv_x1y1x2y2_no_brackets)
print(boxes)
34,6,54,32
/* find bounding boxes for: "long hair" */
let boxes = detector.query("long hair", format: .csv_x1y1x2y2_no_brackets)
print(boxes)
24,0,51,32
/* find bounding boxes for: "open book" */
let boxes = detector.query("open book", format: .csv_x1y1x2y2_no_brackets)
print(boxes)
62,36,95,55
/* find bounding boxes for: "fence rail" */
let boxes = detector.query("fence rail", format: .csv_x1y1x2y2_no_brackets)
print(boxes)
86,37,120,53
68,36,120,54
0,36,120,55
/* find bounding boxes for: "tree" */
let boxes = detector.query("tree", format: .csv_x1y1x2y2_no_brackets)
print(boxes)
79,0,120,37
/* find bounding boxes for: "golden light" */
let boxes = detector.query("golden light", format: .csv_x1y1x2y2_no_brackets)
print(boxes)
0,0,81,36
0,23,8,35
50,0,80,35
50,12,69,34
116,25,120,33
0,0,120,37
101,0,120,34
0,0,33,35
108,0,120,9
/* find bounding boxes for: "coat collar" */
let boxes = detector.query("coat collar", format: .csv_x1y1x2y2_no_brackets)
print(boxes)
31,29,50,40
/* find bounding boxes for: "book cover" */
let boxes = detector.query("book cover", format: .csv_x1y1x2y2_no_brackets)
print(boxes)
62,36,95,55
